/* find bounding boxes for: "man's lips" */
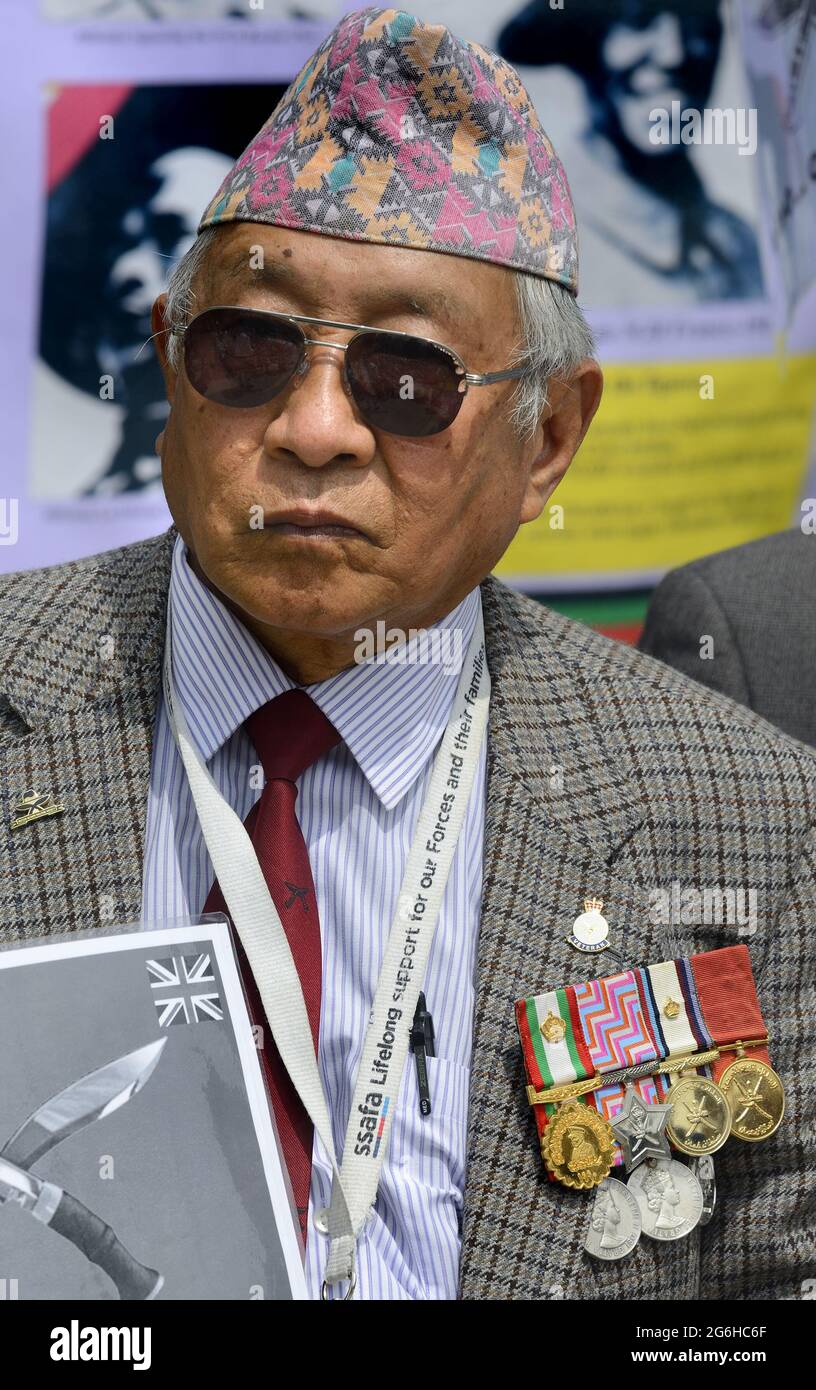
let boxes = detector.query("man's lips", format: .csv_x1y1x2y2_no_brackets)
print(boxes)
263,508,369,541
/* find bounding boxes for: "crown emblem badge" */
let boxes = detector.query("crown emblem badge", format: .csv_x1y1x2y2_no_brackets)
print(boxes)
540,1010,568,1044
10,791,65,831
566,897,611,954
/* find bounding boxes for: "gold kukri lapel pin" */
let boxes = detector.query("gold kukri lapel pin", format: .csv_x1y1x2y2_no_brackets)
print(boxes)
10,791,65,830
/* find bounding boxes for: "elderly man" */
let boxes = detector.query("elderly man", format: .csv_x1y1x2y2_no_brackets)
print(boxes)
1,8,814,1303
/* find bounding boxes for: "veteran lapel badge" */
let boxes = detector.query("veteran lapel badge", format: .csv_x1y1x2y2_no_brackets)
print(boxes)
10,791,65,831
566,897,611,953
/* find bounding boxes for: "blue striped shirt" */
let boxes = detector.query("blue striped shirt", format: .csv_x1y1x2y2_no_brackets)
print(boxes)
142,535,486,1300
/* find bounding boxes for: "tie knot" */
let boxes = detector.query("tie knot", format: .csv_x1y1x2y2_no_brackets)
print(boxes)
247,688,341,784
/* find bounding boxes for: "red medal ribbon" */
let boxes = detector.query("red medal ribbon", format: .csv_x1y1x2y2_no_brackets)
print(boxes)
689,944,770,1081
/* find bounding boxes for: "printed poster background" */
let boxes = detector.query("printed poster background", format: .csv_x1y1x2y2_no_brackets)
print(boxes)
33,83,285,502
0,939,293,1300
2,0,815,616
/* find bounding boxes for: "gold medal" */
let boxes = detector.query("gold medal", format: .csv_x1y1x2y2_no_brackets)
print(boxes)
718,1057,785,1142
541,1101,615,1190
666,1074,731,1156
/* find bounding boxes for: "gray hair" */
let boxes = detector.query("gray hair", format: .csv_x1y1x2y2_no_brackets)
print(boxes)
163,225,220,373
162,225,595,438
508,271,596,439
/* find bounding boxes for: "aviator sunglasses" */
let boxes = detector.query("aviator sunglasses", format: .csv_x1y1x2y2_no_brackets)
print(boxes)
172,306,526,438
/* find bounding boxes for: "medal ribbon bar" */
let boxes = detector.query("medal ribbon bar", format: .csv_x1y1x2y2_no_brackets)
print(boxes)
515,944,772,1173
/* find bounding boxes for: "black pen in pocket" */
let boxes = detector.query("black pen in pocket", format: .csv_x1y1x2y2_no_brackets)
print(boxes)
410,992,435,1117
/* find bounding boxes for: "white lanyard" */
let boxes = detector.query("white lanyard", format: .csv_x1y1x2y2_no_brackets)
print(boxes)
162,599,490,1296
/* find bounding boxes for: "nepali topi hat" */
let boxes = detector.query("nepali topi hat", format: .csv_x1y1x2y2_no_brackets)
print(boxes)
198,6,579,294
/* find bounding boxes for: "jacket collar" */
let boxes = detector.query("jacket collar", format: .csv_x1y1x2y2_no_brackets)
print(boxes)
477,573,645,855
1,528,175,732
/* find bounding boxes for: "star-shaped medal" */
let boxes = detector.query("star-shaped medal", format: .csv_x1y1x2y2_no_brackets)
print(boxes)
611,1084,673,1172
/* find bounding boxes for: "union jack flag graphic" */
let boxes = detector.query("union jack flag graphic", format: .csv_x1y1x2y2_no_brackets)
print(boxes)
146,953,223,1027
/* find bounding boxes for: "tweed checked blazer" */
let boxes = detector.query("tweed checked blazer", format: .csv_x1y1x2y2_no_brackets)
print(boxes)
1,527,815,1302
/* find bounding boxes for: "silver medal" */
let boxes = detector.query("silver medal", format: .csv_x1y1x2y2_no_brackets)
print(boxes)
627,1158,704,1241
690,1154,717,1226
584,1177,642,1260
611,1083,673,1171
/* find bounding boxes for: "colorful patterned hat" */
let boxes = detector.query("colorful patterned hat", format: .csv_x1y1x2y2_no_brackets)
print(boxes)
198,6,578,294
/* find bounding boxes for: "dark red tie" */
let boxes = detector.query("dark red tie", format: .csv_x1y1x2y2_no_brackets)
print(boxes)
203,689,341,1240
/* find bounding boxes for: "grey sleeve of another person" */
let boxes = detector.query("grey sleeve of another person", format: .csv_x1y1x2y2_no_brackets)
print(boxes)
639,567,751,706
638,531,816,748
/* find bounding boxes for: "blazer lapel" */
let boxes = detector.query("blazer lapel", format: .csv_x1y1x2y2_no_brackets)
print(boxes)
459,577,701,1301
0,530,176,943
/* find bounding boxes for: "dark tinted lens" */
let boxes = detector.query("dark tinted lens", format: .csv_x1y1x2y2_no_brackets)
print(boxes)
345,332,464,437
183,308,303,408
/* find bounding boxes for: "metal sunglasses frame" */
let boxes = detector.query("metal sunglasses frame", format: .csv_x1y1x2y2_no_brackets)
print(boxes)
171,305,527,401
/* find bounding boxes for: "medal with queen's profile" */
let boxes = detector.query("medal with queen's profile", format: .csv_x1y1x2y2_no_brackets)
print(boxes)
628,1159,704,1241
566,898,610,954
584,1178,642,1261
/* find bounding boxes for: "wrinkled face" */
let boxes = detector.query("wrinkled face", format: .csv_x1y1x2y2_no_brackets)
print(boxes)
153,223,593,655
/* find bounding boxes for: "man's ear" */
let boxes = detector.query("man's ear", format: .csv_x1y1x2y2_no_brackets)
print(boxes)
519,358,603,524
151,293,178,403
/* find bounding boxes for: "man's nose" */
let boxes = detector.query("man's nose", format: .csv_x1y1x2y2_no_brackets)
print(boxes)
262,344,376,469
647,13,685,70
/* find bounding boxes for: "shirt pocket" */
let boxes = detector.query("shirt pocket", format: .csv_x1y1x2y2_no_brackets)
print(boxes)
385,1053,471,1222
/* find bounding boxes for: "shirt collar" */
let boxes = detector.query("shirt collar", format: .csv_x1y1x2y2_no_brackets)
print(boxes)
168,534,482,811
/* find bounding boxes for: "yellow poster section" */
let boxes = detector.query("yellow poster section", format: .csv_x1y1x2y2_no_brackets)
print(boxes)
497,355,816,582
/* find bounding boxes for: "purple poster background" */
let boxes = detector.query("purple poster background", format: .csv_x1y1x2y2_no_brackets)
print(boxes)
0,0,339,575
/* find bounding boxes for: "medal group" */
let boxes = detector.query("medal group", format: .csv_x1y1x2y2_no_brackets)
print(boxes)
516,906,784,1261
